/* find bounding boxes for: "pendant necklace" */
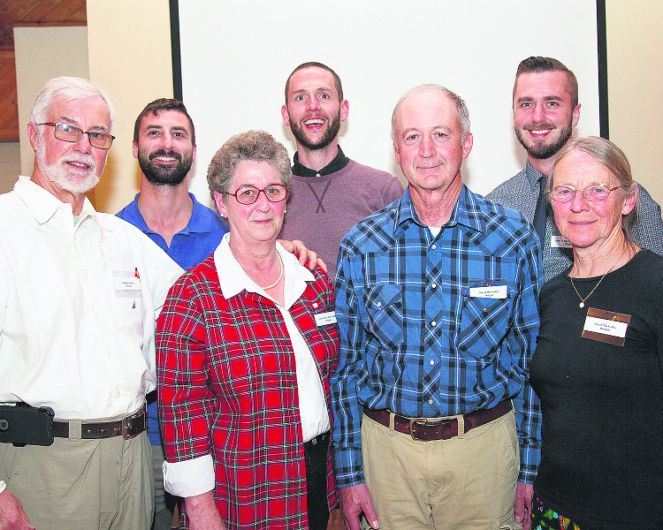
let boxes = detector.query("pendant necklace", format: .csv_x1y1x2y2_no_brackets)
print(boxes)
261,252,283,290
569,267,612,309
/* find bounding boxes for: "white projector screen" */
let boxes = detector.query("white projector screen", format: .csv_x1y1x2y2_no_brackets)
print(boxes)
173,0,605,205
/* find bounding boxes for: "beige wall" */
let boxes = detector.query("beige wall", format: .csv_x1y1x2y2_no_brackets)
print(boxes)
0,142,21,193
86,0,173,213
606,0,663,205
14,26,89,178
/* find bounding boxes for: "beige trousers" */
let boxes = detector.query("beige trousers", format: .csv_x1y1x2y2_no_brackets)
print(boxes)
361,410,519,530
0,431,153,530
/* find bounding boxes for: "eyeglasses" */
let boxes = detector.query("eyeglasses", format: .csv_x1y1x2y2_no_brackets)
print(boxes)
37,122,115,150
224,184,288,205
549,184,622,203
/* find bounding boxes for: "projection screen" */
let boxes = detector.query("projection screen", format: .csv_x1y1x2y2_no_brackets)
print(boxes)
172,0,606,204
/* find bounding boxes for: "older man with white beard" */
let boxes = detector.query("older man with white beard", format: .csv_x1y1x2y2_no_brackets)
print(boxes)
0,77,182,530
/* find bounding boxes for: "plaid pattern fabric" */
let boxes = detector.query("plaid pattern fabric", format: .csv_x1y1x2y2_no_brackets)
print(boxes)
331,186,543,487
156,257,339,529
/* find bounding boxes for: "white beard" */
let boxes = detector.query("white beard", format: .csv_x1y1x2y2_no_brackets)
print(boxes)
36,137,101,194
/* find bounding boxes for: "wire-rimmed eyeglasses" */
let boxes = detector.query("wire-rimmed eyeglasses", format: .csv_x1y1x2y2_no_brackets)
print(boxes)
549,184,622,203
223,184,288,205
37,122,115,150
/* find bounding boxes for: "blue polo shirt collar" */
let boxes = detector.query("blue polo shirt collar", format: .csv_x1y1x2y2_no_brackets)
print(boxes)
124,192,212,235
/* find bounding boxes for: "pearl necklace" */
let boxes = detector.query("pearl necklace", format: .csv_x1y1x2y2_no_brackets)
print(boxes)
261,252,283,290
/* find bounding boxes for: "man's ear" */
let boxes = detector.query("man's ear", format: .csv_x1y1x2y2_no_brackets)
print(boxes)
28,122,40,151
340,99,349,122
393,140,401,166
461,132,473,160
281,104,290,126
572,103,581,128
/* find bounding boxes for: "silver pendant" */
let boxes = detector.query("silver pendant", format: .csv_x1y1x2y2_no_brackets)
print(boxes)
579,302,585,308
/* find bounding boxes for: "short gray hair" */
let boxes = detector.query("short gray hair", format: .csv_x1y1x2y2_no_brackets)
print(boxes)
207,130,292,203
30,76,115,132
391,84,471,141
549,136,639,235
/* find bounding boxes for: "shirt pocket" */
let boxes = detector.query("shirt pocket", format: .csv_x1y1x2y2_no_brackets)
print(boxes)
112,270,144,340
457,280,513,363
362,283,404,350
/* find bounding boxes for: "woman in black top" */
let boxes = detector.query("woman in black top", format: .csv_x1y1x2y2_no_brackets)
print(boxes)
529,136,663,529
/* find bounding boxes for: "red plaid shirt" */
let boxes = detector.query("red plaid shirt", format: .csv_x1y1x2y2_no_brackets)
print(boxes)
156,255,339,529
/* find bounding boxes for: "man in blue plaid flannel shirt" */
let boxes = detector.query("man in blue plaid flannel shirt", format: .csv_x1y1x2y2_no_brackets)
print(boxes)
331,84,543,530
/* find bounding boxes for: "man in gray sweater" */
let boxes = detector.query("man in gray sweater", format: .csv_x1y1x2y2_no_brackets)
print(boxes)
488,56,663,282
279,62,403,279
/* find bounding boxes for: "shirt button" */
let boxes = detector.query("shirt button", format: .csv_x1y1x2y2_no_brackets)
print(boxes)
431,244,437,250
429,359,435,365
431,320,437,327
428,399,433,405
376,302,382,308
431,283,437,289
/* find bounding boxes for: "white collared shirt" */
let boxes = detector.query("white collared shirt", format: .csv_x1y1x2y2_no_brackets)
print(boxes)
0,176,183,420
163,233,329,497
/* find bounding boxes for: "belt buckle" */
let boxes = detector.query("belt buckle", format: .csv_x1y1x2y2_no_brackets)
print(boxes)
121,408,145,440
409,417,450,441
409,418,431,441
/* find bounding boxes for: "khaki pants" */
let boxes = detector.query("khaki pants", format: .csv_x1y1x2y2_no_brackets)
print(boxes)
0,431,153,530
361,410,519,530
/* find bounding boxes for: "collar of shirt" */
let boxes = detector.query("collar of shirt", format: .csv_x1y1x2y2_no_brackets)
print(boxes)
393,185,487,237
292,146,350,177
122,192,213,236
16,175,99,227
524,162,547,191
213,233,314,308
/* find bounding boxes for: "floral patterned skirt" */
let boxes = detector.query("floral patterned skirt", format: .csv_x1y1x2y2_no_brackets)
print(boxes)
531,492,582,530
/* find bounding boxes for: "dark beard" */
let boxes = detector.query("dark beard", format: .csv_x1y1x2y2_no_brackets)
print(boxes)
515,122,573,160
139,149,192,186
289,113,341,151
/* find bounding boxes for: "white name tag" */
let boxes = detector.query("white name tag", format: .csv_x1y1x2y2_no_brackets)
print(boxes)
583,316,628,339
113,271,141,297
469,285,507,299
315,311,337,326
551,235,572,248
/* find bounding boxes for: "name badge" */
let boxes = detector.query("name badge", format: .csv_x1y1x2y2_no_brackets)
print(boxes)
315,311,337,326
114,270,141,297
551,235,572,248
469,285,507,299
582,307,631,347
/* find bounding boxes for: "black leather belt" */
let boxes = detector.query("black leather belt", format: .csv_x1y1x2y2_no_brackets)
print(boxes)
52,405,146,440
363,400,512,441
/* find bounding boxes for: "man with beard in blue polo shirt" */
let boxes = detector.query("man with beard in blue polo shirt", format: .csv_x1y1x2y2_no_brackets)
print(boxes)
117,98,228,529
